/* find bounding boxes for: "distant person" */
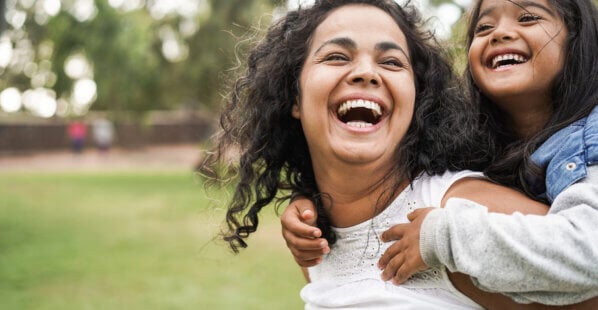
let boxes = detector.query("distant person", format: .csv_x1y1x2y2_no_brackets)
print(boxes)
67,120,87,154
92,118,115,152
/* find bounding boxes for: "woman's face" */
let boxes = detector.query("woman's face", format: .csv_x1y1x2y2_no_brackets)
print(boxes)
468,0,567,112
293,4,415,172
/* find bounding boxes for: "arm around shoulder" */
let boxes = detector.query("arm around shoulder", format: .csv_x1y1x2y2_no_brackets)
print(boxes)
420,168,598,305
441,178,549,215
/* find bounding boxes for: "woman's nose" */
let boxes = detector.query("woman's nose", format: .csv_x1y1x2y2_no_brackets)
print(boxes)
348,59,380,86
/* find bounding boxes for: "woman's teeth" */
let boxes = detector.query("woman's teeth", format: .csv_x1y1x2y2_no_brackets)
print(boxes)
338,99,382,117
346,121,373,128
337,99,382,127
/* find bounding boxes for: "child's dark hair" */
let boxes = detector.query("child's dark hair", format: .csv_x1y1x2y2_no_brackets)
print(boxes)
205,0,491,252
464,0,598,198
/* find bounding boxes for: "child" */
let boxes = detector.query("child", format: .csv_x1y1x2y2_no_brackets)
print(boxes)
282,0,598,307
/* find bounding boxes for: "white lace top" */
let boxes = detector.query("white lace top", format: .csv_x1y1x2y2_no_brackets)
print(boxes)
301,170,485,309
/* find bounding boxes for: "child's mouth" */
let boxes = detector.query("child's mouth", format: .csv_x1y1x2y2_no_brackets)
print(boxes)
488,53,528,69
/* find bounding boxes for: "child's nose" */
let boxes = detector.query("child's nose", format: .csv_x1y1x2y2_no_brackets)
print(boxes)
491,21,518,44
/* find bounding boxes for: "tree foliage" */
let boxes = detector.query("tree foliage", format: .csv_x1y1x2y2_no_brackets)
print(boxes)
1,0,279,117
162,0,279,110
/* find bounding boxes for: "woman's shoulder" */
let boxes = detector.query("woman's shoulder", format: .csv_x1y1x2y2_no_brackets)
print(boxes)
413,170,485,208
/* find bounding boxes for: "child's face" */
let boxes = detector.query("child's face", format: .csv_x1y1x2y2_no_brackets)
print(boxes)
468,0,567,112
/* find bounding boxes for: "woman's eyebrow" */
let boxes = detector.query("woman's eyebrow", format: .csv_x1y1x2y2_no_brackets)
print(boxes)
376,41,409,60
313,37,409,59
314,37,355,55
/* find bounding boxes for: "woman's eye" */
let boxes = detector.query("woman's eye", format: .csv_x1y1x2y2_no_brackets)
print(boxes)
519,13,541,23
381,58,403,68
323,54,349,62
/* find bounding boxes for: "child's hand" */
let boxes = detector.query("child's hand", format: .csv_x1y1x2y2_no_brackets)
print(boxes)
281,197,330,267
378,207,434,284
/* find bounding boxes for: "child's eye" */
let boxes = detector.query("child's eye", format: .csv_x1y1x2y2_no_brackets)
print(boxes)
519,13,542,23
474,23,493,34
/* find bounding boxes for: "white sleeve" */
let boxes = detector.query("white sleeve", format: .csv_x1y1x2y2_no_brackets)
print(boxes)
418,170,485,208
420,165,598,305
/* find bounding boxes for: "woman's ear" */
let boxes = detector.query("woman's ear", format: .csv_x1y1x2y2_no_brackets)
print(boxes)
292,102,301,119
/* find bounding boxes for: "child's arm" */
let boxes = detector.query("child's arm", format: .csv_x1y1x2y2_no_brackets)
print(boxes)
280,197,330,269
378,177,549,284
448,272,598,310
381,166,598,305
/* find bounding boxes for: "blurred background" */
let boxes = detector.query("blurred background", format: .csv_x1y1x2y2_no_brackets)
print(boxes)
0,0,527,309
0,0,473,155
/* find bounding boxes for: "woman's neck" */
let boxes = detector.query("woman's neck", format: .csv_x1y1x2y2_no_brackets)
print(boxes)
311,161,404,228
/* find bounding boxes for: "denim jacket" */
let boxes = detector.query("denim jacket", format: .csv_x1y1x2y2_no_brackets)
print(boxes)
421,106,598,306
530,105,598,202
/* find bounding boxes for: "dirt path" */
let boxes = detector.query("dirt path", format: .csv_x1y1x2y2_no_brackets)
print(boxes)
0,144,202,172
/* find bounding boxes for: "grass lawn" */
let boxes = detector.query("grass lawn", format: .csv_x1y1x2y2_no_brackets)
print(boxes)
0,172,305,309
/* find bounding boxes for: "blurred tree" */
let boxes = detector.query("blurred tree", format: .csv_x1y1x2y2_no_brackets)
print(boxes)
0,0,278,118
159,0,279,111
0,0,5,32
46,1,162,115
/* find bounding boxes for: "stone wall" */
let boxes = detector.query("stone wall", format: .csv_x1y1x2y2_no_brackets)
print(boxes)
0,111,215,154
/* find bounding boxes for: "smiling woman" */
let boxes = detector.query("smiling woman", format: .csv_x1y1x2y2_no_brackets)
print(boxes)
204,0,484,253
202,0,496,308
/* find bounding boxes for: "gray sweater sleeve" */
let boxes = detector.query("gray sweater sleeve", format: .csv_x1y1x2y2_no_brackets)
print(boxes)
420,165,598,305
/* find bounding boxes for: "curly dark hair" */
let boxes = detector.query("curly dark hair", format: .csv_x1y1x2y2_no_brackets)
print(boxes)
464,0,598,199
205,0,492,253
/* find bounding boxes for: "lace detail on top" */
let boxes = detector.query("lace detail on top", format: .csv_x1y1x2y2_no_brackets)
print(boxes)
308,181,447,289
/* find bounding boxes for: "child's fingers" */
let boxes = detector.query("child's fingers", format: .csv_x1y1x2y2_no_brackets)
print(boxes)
300,208,316,222
293,200,318,226
281,218,322,239
295,257,323,268
393,254,428,285
392,264,416,285
283,232,328,251
287,239,329,267
378,236,405,270
292,247,328,264
286,221,321,238
380,248,406,281
407,207,434,222
380,223,407,242
281,207,322,238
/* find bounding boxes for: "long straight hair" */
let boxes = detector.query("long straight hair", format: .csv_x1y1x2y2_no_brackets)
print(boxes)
463,0,598,198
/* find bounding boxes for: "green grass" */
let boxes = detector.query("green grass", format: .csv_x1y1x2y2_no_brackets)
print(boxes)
0,172,305,309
